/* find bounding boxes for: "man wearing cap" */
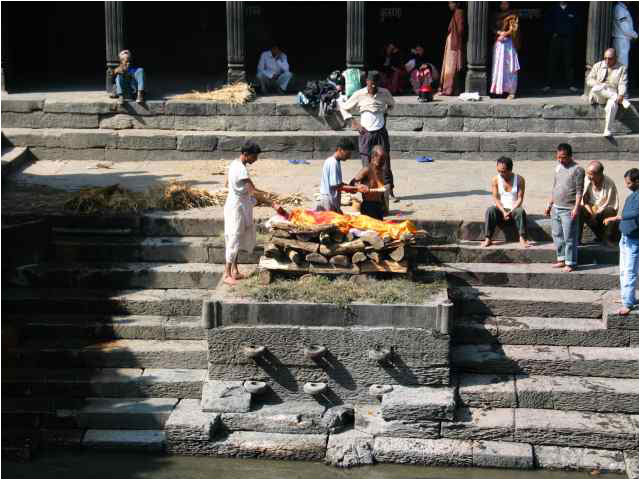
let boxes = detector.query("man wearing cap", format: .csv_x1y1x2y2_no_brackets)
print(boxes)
223,141,271,285
339,71,397,207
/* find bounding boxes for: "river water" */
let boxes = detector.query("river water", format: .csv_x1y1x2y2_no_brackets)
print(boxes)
2,451,627,479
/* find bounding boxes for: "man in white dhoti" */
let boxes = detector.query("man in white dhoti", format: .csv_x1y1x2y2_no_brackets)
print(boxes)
586,48,630,138
613,1,638,67
224,141,267,285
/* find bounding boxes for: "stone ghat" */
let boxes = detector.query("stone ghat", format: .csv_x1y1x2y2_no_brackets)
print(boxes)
2,97,638,134
203,297,452,404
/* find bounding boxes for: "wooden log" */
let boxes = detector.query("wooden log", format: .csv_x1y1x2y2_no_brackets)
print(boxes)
272,230,293,239
264,243,283,259
382,234,392,245
272,223,337,235
367,252,381,264
360,232,384,250
400,232,415,242
287,249,304,265
305,253,329,265
359,259,408,273
319,239,366,257
352,251,368,264
330,255,351,267
272,237,319,254
389,245,405,262
259,256,359,275
295,233,317,243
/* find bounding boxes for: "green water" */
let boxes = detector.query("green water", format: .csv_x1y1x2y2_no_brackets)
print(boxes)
1,451,627,479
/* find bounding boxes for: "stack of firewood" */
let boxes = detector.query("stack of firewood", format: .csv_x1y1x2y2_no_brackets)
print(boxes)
260,221,426,276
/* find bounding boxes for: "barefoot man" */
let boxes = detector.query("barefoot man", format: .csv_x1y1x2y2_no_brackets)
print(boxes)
604,168,639,316
482,156,529,248
544,143,585,273
223,141,270,285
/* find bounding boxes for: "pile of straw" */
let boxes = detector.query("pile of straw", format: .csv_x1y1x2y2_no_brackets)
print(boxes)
63,181,308,214
170,82,255,105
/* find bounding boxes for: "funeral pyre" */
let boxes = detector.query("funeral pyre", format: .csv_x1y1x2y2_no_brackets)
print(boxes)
259,208,426,279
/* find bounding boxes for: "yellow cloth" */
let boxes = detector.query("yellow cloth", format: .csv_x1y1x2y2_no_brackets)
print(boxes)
288,209,417,240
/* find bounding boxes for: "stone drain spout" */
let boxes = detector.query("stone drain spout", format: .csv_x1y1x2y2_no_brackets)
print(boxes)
240,344,267,359
303,344,327,360
303,382,328,395
368,347,391,363
243,380,267,395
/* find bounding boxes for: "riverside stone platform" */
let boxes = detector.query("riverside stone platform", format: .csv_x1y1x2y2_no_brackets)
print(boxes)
1,92,638,162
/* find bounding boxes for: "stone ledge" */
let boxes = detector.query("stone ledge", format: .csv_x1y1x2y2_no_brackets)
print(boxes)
534,445,626,473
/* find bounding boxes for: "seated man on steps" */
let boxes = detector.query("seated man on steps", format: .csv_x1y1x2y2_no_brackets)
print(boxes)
586,48,630,137
482,156,528,249
114,49,146,105
580,160,619,246
256,44,293,95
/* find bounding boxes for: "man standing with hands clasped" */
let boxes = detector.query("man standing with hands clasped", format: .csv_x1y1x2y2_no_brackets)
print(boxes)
545,143,585,273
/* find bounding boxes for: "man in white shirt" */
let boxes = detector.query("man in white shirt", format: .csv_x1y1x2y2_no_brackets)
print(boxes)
613,1,638,67
586,48,630,137
223,141,270,285
339,71,397,205
256,45,293,94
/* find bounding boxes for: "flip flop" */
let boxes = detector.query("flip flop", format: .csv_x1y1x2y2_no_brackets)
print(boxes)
288,159,310,165
416,156,433,163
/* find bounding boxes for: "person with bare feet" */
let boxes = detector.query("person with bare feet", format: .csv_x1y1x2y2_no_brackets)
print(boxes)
603,168,638,316
580,160,619,246
544,143,585,273
482,156,529,248
223,141,269,285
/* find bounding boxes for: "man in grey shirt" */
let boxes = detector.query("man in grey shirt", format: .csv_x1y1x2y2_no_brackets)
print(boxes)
544,143,585,272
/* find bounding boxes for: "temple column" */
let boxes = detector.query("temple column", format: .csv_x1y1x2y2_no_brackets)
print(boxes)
1,26,8,92
346,1,365,69
465,1,489,94
584,1,613,95
226,1,245,84
105,1,124,95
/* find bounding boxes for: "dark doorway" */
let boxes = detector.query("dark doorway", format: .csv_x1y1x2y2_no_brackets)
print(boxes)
488,1,590,93
365,2,458,76
245,2,347,86
2,1,105,91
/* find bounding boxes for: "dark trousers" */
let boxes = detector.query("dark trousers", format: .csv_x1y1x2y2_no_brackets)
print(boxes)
361,200,385,220
359,127,394,188
546,35,575,88
484,206,527,239
578,206,620,244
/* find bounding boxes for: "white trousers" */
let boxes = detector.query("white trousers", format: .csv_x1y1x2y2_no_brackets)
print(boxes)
589,86,619,134
613,37,631,67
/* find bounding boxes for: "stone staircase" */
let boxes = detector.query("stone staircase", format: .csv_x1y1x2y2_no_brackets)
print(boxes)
1,96,638,163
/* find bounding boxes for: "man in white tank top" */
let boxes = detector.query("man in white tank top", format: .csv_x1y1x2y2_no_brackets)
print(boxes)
482,156,529,248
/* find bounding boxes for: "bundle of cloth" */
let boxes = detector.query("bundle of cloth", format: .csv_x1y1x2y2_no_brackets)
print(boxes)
287,208,417,240
297,71,346,117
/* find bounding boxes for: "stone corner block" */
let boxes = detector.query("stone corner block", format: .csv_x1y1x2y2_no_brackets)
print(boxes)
473,440,533,469
201,380,251,413
325,428,374,468
165,398,219,441
381,386,456,422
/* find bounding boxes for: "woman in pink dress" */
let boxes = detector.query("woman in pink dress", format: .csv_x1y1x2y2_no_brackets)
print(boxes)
490,1,521,99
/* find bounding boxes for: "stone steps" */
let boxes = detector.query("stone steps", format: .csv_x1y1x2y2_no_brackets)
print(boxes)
52,235,261,264
416,241,619,265
452,344,638,378
439,262,618,290
457,373,638,414
4,339,208,369
7,262,224,289
2,368,206,399
453,315,636,347
450,286,605,318
8,313,203,340
76,397,178,429
2,288,210,316
82,429,166,451
2,97,637,134
2,127,637,162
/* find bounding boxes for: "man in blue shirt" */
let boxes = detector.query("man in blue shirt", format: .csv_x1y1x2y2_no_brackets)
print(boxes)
543,2,580,93
604,168,639,315
317,138,364,213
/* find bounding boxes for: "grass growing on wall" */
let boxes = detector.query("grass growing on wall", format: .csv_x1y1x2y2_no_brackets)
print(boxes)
236,274,445,307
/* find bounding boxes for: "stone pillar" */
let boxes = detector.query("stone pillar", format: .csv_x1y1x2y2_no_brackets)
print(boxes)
346,1,365,69
1,25,8,93
584,1,613,94
105,1,124,95
226,1,245,84
465,1,489,94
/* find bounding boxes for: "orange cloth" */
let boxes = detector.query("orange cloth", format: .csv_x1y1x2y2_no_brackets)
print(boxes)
288,209,417,240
